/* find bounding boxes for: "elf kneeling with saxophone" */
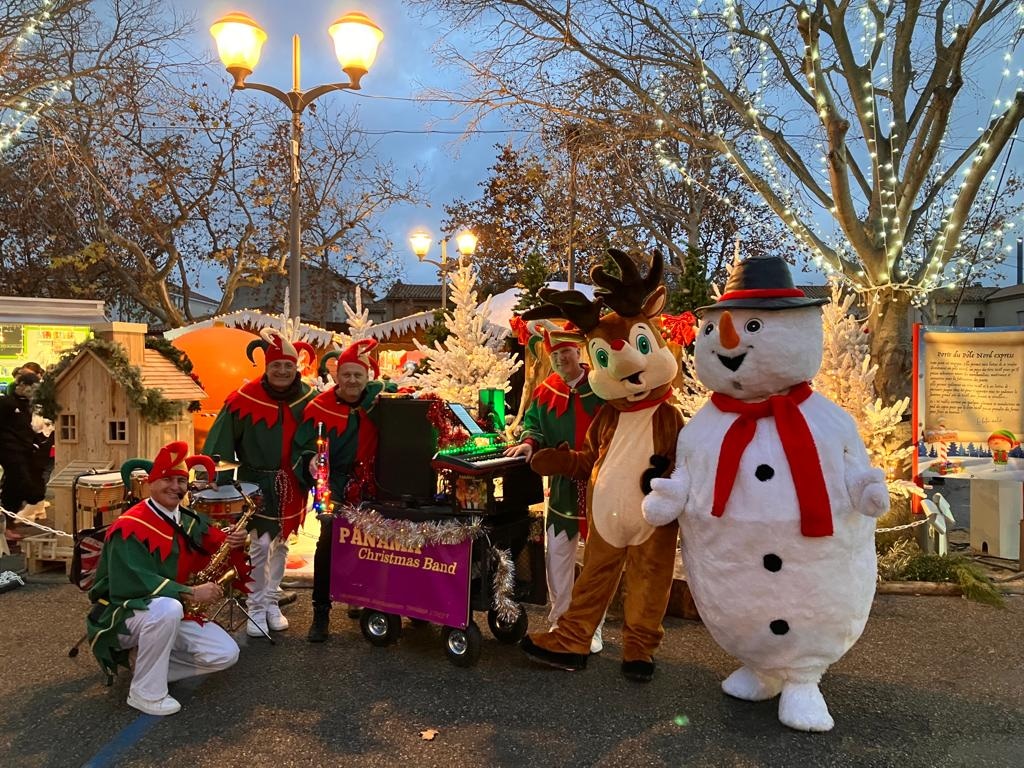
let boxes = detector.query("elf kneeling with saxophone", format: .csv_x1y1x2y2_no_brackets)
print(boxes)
86,442,251,716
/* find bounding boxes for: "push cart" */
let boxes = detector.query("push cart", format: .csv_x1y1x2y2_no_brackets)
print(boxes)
330,460,544,667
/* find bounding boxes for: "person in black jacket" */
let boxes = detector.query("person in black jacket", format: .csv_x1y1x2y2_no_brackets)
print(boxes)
0,372,45,514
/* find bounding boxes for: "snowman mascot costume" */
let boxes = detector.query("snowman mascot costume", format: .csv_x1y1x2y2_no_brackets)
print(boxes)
643,255,889,732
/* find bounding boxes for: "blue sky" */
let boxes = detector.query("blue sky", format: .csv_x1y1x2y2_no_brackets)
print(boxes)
182,0,517,294
179,1,1024,295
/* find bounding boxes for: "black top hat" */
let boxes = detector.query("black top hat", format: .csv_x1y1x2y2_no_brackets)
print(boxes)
695,255,830,314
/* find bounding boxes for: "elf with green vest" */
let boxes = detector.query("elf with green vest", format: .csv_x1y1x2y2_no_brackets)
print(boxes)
202,328,317,638
504,321,605,646
292,338,386,642
86,442,249,716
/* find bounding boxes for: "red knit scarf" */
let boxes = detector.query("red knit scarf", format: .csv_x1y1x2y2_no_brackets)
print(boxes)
710,382,833,537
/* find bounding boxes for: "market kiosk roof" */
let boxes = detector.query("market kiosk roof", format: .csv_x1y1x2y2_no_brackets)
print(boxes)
0,296,106,326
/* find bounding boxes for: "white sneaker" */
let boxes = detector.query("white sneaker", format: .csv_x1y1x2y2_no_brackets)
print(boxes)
246,610,269,637
266,603,289,631
590,626,604,654
127,693,181,716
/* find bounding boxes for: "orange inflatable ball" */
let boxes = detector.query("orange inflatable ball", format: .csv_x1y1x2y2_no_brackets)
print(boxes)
171,326,260,412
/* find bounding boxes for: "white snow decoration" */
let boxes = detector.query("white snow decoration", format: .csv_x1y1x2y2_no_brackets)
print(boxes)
411,260,522,408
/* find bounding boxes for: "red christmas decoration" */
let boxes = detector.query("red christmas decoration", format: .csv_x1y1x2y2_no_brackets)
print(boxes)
661,311,698,347
423,395,471,449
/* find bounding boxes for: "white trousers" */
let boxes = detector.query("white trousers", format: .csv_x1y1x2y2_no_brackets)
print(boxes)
546,526,579,625
119,597,239,702
546,525,607,642
248,532,287,613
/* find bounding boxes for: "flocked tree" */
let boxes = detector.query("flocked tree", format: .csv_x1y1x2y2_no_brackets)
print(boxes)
413,258,523,407
813,280,915,497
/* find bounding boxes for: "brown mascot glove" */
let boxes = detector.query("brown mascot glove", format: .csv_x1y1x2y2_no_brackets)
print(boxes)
530,442,586,480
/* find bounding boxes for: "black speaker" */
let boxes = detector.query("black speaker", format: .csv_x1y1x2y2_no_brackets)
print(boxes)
373,398,436,500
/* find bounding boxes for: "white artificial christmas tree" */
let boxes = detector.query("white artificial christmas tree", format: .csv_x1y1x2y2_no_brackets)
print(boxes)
413,259,522,408
674,342,708,419
813,279,915,497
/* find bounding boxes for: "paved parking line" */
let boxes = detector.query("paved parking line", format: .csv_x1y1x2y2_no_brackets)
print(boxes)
80,677,203,768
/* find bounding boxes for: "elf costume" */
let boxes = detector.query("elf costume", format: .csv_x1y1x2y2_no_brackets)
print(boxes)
293,339,387,640
201,328,316,635
86,442,248,714
519,327,603,624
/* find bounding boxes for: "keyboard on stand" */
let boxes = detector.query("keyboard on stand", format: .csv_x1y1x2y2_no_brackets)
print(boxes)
431,449,528,476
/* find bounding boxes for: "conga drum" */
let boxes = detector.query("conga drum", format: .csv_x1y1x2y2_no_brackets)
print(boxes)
75,472,129,529
190,483,262,527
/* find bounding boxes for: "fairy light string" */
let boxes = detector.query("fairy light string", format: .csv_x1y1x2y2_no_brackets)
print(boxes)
652,2,1024,311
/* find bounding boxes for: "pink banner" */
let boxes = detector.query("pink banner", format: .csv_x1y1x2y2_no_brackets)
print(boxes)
329,516,473,628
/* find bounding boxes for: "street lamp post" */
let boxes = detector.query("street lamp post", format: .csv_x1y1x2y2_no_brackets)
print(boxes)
210,11,384,322
409,230,478,310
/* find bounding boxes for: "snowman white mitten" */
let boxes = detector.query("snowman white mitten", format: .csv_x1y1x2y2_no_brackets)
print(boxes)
846,467,890,518
642,471,690,526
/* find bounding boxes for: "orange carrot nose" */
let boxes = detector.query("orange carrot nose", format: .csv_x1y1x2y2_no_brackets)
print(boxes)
719,311,740,349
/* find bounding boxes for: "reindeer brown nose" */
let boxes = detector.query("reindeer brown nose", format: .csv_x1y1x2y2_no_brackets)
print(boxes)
719,311,741,350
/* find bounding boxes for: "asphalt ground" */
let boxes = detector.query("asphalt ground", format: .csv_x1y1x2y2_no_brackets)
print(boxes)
1,564,1022,768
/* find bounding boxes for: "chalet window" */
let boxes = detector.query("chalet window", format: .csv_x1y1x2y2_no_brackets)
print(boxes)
59,414,77,442
107,420,128,443
974,317,986,328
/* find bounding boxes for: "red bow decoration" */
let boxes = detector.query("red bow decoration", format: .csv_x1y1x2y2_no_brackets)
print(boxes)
660,312,698,347
509,315,531,346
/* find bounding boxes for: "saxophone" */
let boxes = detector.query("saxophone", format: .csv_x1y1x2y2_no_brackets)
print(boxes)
184,482,258,619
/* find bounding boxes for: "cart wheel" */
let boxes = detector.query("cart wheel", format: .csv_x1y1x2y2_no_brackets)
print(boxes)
360,610,402,647
486,605,528,644
443,620,482,667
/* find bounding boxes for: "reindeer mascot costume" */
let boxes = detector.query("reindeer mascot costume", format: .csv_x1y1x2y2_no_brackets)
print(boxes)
520,249,684,682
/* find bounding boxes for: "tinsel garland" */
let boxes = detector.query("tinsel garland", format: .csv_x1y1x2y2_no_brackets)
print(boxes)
340,503,483,547
337,506,520,622
490,547,520,624
424,396,471,449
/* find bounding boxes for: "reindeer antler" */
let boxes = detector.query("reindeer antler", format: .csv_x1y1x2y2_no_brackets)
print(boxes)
591,249,664,317
521,288,603,333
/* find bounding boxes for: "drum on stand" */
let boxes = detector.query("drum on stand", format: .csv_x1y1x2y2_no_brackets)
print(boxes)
190,483,262,527
75,472,129,529
130,469,151,502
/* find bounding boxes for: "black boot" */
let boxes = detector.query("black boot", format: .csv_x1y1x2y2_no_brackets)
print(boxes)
307,607,330,643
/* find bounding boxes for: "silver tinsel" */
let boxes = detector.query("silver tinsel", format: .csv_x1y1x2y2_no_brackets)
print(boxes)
490,547,520,624
340,504,484,548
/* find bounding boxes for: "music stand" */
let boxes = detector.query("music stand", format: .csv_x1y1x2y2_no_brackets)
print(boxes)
208,588,275,644
205,481,275,645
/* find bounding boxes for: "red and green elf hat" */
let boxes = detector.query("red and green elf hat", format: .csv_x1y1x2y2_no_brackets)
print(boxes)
320,337,379,379
120,441,216,487
524,319,581,357
988,429,1019,447
246,328,316,368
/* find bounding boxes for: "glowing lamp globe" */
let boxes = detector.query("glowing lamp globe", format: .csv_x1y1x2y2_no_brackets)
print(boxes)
328,12,383,85
455,230,478,257
210,12,267,85
409,231,432,260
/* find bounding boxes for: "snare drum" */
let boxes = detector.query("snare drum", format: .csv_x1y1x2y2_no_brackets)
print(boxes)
130,469,151,501
76,472,129,527
190,482,261,526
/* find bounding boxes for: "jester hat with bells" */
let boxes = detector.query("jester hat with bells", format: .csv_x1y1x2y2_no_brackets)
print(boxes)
121,441,216,489
319,338,379,381
246,328,316,371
